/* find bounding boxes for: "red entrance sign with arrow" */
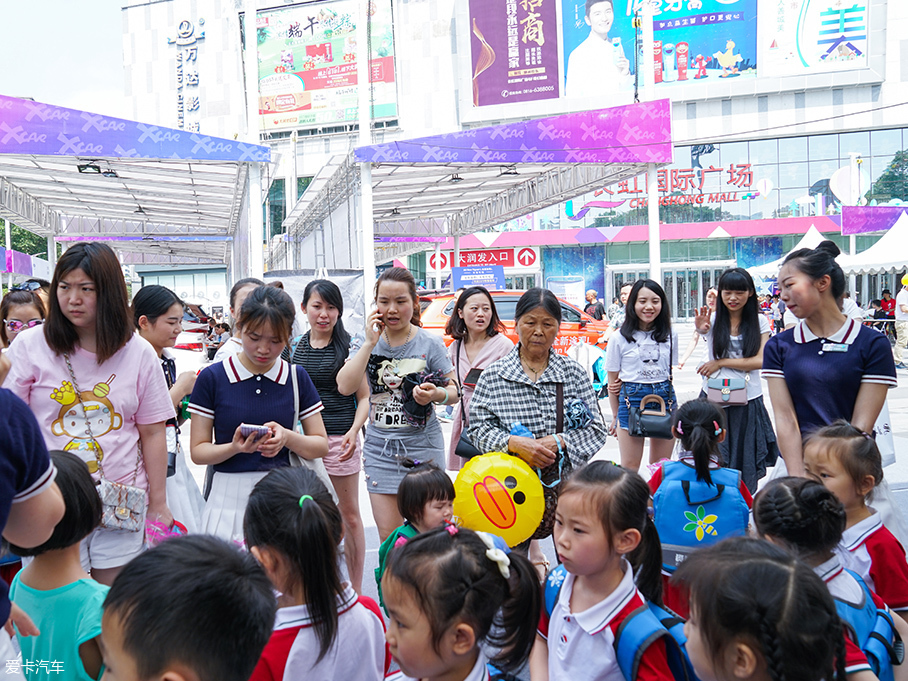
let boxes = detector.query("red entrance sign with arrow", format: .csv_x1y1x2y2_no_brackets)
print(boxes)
428,252,448,270
517,248,537,267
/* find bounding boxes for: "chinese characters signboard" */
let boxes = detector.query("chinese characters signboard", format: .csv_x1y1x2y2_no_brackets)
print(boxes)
167,19,205,132
468,0,560,106
256,0,398,131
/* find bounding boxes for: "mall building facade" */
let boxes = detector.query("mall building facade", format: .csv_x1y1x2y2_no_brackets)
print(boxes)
121,0,908,317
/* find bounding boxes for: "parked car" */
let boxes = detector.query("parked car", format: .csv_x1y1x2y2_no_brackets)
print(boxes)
419,291,609,354
174,302,210,351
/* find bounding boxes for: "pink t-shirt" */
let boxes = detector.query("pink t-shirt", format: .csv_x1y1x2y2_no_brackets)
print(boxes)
5,327,175,490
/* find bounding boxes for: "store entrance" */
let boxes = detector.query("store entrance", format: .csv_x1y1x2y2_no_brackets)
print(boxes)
662,263,734,318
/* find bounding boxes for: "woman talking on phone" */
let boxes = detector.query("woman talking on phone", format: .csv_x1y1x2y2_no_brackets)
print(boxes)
337,268,458,542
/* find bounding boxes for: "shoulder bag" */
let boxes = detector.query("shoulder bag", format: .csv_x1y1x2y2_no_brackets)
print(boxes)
706,375,748,406
64,354,146,533
531,383,571,541
454,341,483,460
626,333,675,440
288,364,339,504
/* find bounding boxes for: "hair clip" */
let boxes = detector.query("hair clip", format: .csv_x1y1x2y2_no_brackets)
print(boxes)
713,421,722,437
476,531,511,579
298,494,313,508
646,506,655,519
861,431,874,441
676,421,683,435
445,524,458,537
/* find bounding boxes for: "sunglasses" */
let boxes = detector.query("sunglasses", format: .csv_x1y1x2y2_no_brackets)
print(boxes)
11,281,42,292
4,319,44,333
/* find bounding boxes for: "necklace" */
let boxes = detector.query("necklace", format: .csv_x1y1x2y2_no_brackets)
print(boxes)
383,324,413,354
519,346,549,381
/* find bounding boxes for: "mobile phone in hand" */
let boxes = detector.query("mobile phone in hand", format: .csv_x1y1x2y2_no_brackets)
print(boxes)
239,423,270,440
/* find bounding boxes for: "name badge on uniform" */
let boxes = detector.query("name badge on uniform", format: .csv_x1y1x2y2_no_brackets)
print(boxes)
821,342,849,353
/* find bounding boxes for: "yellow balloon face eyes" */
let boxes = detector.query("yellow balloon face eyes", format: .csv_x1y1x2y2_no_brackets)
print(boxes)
453,452,545,547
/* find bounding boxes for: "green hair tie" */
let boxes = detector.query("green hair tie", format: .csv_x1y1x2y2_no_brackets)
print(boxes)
298,495,313,508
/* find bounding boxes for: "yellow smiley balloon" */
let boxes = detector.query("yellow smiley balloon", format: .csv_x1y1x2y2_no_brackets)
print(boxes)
453,452,545,547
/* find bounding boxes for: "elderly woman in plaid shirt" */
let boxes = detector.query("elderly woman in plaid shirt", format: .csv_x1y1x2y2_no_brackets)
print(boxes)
468,289,607,548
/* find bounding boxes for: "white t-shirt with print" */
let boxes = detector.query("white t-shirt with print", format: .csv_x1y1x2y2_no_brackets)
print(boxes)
605,329,679,383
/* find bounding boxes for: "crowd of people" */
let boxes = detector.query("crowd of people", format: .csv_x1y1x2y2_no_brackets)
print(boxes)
0,238,906,681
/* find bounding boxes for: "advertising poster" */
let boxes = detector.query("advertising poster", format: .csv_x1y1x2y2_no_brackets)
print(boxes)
561,0,758,98
760,0,868,76
468,0,560,107
256,0,397,131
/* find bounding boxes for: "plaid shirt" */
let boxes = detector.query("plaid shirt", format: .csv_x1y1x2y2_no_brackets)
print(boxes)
467,346,607,467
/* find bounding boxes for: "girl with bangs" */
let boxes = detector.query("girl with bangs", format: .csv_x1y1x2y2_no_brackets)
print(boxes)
693,267,778,491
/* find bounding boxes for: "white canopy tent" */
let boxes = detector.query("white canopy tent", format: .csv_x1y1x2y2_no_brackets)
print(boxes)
748,225,827,279
838,213,908,274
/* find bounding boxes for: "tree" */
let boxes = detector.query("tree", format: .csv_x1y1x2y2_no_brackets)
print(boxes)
867,150,908,204
0,219,48,256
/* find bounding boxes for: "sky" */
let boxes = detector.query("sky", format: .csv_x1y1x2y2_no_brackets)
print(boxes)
0,0,129,117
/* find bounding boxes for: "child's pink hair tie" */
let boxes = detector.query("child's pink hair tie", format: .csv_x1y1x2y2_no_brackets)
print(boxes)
676,421,683,435
445,524,458,537
713,421,722,436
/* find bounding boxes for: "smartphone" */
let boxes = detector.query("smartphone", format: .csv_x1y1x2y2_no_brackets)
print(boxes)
239,423,271,440
463,368,483,388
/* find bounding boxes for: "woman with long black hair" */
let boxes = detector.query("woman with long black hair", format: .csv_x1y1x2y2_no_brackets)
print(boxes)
693,268,778,491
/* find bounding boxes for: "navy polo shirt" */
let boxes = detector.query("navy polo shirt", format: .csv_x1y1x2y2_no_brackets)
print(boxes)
188,355,323,473
762,318,897,434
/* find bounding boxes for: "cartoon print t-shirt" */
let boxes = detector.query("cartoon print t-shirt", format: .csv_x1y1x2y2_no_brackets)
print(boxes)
365,329,453,436
604,329,679,384
5,327,175,490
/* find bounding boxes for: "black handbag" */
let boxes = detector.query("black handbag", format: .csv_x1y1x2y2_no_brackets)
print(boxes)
625,333,675,440
454,341,484,460
626,394,674,440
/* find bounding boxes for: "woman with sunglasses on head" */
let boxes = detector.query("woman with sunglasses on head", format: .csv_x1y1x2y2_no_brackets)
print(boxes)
443,286,513,471
5,243,174,585
1,288,45,350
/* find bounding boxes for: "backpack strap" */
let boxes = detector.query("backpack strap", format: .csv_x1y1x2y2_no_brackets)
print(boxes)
544,564,569,618
614,605,671,681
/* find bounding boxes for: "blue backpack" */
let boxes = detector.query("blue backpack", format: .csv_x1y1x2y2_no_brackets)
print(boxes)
652,461,750,574
835,569,905,681
544,564,700,681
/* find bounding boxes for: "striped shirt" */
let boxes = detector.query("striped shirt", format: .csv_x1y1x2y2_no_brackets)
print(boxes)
762,318,897,434
282,334,357,436
188,356,323,473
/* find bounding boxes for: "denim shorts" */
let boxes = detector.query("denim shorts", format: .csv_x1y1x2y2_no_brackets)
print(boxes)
617,380,676,430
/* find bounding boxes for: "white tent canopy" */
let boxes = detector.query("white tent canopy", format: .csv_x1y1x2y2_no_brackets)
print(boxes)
748,225,827,278
838,213,908,274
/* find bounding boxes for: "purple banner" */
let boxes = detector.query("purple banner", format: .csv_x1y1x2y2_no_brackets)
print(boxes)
355,99,673,165
469,0,559,107
0,95,270,162
842,206,908,235
6,250,33,277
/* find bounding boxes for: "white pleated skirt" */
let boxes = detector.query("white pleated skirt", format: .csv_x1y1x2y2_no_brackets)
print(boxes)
166,447,205,533
201,470,269,546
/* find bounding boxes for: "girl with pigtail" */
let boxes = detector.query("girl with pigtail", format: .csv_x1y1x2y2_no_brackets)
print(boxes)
245,466,388,681
649,399,752,616
531,461,674,680
381,526,540,681
753,476,908,681
672,536,849,681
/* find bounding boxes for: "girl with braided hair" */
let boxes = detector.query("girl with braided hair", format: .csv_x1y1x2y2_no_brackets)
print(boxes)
754,477,908,681
672,536,849,681
804,421,908,623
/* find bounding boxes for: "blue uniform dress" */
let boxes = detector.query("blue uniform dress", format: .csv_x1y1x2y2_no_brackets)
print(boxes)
188,356,322,543
762,318,897,434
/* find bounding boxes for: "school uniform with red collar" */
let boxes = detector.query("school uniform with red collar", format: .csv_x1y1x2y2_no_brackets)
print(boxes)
835,510,908,612
251,586,389,681
537,560,673,681
383,650,492,681
762,318,897,434
815,553,888,675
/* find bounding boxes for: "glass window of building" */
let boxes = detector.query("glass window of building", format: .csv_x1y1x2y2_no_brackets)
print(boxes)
871,129,902,156
719,141,748,166
839,131,870,159
749,139,778,166
778,136,808,163
808,134,838,161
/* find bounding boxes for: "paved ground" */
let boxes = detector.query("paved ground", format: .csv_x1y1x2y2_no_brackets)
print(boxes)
173,321,908,606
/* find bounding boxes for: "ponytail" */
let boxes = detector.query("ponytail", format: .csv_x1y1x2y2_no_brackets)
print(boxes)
385,527,540,674
560,461,663,605
244,467,344,662
673,399,726,485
